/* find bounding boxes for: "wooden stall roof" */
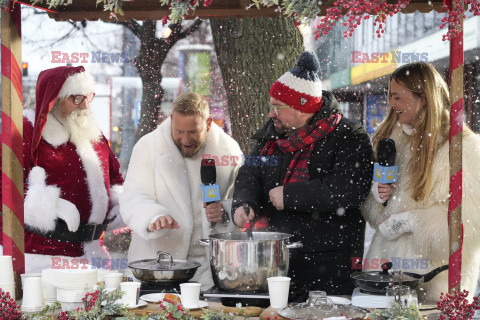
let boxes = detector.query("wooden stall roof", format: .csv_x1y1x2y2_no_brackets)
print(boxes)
21,0,445,22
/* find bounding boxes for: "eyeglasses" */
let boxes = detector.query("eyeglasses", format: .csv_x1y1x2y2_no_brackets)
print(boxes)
70,93,95,105
270,102,290,116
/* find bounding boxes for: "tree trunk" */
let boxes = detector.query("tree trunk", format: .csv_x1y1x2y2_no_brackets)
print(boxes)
210,17,303,152
134,20,165,142
125,19,202,143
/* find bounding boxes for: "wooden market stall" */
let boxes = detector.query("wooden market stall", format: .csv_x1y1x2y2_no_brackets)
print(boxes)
0,0,465,297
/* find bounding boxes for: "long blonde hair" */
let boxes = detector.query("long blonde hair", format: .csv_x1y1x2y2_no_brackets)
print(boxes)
373,62,450,201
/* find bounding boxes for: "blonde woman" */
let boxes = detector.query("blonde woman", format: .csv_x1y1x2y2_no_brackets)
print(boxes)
362,62,480,302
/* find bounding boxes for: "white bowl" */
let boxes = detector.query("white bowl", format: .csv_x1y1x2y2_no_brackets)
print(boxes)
51,269,98,289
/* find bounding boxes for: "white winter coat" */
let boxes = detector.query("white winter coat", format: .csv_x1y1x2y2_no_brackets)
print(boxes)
120,120,242,288
362,123,480,302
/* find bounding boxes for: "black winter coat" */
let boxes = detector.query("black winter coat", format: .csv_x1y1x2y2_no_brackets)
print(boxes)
232,91,373,300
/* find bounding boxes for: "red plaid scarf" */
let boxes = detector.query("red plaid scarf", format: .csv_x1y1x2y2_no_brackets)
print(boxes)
261,113,342,184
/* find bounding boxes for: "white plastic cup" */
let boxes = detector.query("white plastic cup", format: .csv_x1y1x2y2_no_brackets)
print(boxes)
21,273,42,289
180,283,201,308
0,255,15,284
119,282,141,307
41,269,57,303
21,277,44,311
104,272,123,290
267,276,291,308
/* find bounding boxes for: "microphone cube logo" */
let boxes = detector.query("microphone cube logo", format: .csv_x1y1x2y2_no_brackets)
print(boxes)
373,163,398,184
207,188,217,198
201,184,221,202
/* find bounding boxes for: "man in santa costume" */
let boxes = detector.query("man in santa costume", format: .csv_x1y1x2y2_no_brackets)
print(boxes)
0,66,124,272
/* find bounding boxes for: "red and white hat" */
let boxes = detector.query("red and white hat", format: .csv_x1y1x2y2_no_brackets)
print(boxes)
31,66,95,164
270,51,323,113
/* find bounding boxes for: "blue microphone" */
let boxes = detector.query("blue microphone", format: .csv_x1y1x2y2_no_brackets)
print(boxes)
201,159,221,203
374,139,398,206
373,138,398,184
201,159,221,227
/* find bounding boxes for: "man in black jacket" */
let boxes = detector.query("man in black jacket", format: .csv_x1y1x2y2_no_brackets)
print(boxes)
232,52,373,301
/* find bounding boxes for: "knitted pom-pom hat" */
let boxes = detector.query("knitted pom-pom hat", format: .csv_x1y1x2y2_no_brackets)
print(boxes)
270,51,323,113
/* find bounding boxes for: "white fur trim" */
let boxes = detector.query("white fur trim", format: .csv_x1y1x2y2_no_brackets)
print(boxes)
24,167,61,233
58,71,96,98
73,139,109,224
110,184,124,206
42,114,69,146
24,109,36,125
371,181,384,203
277,72,322,98
56,198,81,232
401,123,414,135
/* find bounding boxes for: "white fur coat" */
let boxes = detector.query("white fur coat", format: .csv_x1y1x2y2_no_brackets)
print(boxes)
362,123,480,302
120,119,242,286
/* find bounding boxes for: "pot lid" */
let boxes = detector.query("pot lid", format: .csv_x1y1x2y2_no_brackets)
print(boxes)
128,251,201,271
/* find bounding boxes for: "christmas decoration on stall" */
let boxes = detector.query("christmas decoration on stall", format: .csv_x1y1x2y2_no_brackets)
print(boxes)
440,0,480,40
21,283,129,320
315,0,410,39
364,302,425,320
315,0,480,41
27,0,480,42
437,290,480,320
0,289,22,320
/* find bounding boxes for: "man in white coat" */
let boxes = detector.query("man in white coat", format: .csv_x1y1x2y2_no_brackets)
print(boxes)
120,92,242,290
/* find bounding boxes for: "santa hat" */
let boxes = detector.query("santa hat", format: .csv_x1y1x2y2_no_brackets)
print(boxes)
270,51,323,113
31,66,95,164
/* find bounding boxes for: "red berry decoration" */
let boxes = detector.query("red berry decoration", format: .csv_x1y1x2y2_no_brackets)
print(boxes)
314,0,480,41
0,289,22,320
437,290,480,320
315,0,410,40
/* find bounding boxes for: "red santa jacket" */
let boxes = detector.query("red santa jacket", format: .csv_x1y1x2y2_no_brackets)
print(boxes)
0,110,124,257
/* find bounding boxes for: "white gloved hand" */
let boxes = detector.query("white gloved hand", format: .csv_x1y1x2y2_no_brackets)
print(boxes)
378,211,413,240
24,166,81,233
57,198,81,232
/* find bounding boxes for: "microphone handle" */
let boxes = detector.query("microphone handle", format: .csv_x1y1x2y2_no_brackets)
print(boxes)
210,201,216,229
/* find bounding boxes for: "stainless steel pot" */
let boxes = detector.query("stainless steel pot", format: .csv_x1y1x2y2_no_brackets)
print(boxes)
128,251,201,284
200,232,302,293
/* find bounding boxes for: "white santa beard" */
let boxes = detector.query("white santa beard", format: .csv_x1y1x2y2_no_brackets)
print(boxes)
61,109,102,145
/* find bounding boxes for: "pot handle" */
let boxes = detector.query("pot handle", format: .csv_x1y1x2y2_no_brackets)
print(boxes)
156,251,173,267
286,241,303,249
199,239,211,246
422,264,449,283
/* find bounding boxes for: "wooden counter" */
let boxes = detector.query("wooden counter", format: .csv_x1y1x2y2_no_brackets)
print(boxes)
129,300,441,319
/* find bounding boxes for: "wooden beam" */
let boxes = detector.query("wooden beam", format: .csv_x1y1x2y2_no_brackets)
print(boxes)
48,7,281,21
1,1,25,299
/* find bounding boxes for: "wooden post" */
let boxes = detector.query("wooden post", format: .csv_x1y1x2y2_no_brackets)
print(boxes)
447,0,464,294
1,1,24,296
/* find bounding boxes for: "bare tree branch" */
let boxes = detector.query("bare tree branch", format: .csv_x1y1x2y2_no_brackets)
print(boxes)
114,18,143,38
179,19,203,39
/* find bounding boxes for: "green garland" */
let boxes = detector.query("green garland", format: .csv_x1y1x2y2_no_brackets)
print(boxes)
26,0,319,24
365,302,426,320
19,283,251,320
